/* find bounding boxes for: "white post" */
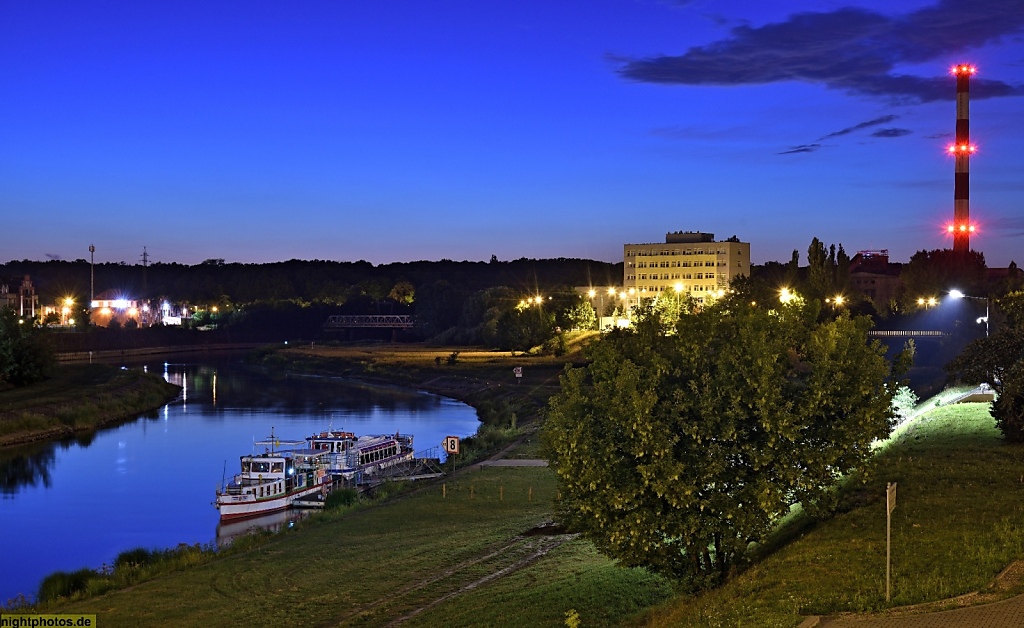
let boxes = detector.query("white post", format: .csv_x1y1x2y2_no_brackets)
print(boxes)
886,482,897,602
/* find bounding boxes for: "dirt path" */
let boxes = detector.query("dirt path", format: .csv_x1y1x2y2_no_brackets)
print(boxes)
326,529,577,627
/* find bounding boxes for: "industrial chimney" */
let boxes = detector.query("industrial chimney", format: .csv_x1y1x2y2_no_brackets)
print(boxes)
949,64,976,254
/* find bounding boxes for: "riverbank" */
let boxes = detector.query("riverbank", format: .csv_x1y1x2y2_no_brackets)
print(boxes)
266,343,583,457
32,344,1024,625
0,365,182,448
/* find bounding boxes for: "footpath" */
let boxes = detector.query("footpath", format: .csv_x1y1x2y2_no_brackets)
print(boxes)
811,594,1024,626
805,560,1024,627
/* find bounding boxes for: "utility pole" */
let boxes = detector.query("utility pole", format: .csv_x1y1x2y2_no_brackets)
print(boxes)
89,244,95,305
140,246,149,298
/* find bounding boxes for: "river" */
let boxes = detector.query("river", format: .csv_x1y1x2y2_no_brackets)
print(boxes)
0,359,480,605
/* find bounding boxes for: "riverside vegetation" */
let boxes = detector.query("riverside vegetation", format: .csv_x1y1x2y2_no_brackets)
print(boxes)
20,345,1024,626
0,364,181,448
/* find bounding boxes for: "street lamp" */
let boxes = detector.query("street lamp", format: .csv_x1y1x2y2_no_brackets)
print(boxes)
949,289,989,337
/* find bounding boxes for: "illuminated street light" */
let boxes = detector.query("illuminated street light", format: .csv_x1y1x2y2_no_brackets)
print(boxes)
825,295,845,307
916,297,938,308
587,289,596,298
780,288,794,304
949,289,989,337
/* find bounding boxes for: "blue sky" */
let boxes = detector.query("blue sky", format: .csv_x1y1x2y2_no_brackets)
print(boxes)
2,0,1023,267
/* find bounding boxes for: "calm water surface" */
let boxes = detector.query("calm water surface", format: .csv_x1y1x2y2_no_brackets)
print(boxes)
0,360,480,603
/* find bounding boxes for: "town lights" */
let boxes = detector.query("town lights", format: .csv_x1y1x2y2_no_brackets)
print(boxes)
825,295,845,306
949,289,989,337
917,297,938,307
780,288,794,304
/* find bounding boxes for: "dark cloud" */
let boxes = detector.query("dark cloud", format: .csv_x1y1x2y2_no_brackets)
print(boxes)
818,115,898,140
871,128,912,138
984,215,1024,238
778,144,821,155
619,0,1024,102
45,253,62,260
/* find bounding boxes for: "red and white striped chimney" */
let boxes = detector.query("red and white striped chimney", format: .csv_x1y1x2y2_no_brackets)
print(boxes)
949,64,976,254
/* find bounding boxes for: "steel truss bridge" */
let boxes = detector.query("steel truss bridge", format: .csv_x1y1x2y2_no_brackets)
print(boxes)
324,314,415,329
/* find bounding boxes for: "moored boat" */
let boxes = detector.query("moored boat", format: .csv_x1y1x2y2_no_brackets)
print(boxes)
215,432,332,521
307,430,414,481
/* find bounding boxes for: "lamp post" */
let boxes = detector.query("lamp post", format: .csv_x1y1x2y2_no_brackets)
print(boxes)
949,289,989,337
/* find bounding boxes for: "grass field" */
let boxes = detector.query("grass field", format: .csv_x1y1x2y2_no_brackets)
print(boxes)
48,466,671,627
638,402,1024,626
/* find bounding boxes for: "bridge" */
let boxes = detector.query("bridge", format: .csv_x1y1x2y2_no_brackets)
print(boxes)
867,330,949,338
324,315,415,329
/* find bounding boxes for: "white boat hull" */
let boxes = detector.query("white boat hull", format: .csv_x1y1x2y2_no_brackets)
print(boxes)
217,482,326,521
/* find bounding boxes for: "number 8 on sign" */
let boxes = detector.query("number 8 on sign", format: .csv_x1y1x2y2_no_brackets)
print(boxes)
444,436,460,455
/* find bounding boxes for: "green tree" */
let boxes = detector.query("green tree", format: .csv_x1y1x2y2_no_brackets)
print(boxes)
544,296,899,588
495,305,555,352
388,281,415,305
899,249,987,307
807,237,831,299
562,296,597,331
0,308,55,387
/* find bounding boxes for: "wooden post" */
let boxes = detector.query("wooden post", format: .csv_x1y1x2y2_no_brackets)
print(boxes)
528,486,533,502
886,482,897,602
443,483,447,499
500,485,504,501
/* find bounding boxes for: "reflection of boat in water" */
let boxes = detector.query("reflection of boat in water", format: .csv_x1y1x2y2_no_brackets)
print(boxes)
215,430,331,521
306,430,415,481
216,509,311,547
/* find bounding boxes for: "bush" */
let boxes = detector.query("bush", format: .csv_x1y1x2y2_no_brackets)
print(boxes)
114,547,158,569
326,488,359,510
37,568,96,603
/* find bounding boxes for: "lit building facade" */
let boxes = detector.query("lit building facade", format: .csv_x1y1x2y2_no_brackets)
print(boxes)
90,290,147,327
1,275,39,317
623,232,750,305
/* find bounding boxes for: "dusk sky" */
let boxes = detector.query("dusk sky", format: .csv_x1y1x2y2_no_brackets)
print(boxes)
3,0,1023,267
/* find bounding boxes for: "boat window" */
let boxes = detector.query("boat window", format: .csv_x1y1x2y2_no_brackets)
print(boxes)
272,462,284,473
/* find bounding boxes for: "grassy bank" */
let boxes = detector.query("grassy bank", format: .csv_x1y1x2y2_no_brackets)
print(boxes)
46,466,671,626
32,346,1024,626
638,402,1024,626
0,364,181,447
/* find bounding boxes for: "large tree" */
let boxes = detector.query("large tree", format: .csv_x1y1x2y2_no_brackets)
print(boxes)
545,296,900,589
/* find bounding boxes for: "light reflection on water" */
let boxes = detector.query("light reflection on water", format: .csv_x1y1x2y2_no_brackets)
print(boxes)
0,360,480,604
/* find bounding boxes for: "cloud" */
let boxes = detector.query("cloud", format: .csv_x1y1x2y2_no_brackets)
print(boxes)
871,128,912,138
618,0,1024,102
817,115,898,141
778,144,821,155
985,215,1024,238
45,253,62,260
